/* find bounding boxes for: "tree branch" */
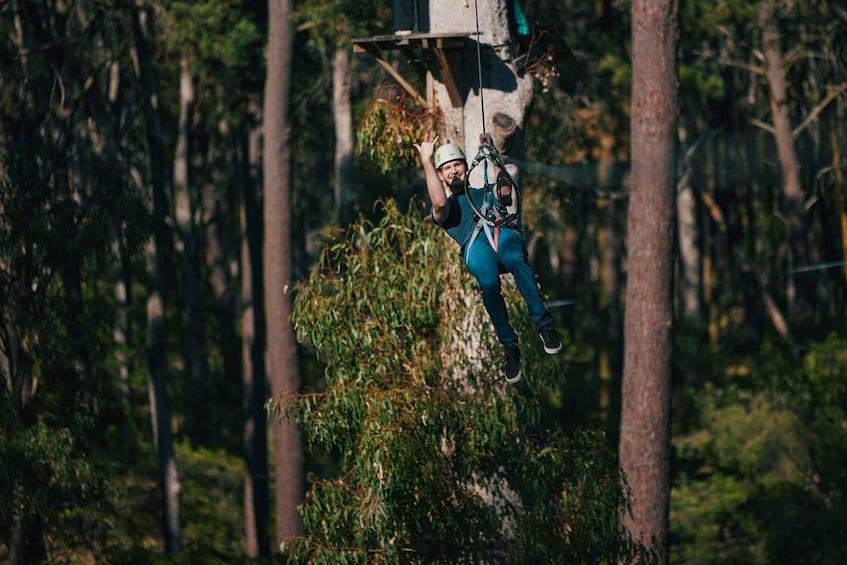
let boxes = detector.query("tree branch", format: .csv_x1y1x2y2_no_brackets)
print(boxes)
792,83,847,138
748,117,775,135
720,58,765,76
782,45,806,70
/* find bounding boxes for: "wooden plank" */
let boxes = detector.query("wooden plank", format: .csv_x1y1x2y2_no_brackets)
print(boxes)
432,46,462,108
352,32,469,54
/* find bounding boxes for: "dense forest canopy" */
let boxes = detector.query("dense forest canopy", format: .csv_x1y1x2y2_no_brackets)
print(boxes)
1,0,846,562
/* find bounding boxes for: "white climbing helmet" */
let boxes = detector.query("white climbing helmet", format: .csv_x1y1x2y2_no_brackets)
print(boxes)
433,143,466,169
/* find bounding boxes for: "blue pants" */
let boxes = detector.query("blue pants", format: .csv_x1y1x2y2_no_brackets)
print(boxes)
464,226,553,349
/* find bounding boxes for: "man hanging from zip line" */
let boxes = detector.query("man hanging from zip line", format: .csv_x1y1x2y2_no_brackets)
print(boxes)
414,133,562,384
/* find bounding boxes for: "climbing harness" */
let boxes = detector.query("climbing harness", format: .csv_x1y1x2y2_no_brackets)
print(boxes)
462,154,522,266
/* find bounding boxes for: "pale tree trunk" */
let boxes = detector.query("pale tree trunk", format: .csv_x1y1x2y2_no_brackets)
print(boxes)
112,239,131,409
102,38,132,409
132,1,181,553
620,0,679,562
429,0,533,161
676,175,700,319
1,202,41,562
203,171,241,414
242,103,270,557
3,311,43,563
703,140,719,348
173,57,211,436
759,0,813,327
144,242,182,555
427,0,534,535
264,0,304,546
676,125,702,322
427,0,535,362
333,47,356,228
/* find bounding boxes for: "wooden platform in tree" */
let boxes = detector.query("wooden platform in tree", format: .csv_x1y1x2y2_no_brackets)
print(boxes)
353,32,476,108
352,28,575,108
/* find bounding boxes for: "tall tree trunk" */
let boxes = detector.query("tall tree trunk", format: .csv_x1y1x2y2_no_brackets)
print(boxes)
620,0,679,562
144,242,182,555
101,34,132,411
676,124,702,323
173,56,211,440
760,0,813,327
204,172,241,409
333,47,356,228
430,0,533,155
427,0,534,359
264,0,304,545
4,308,44,563
132,0,181,553
242,105,271,557
112,238,131,409
426,0,534,534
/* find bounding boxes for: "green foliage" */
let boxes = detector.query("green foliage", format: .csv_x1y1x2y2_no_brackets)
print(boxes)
279,199,649,563
167,0,262,76
100,442,249,562
0,134,147,560
679,0,759,44
679,65,726,100
597,53,631,93
295,0,389,46
671,473,763,563
356,86,443,174
0,418,114,559
165,0,264,123
671,334,847,563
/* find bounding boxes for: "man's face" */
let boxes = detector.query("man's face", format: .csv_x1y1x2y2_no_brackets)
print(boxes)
438,160,468,193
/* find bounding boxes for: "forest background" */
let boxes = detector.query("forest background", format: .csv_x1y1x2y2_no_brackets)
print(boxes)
1,0,846,563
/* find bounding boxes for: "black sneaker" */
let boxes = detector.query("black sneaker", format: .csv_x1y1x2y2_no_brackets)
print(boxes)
503,346,522,384
538,325,563,354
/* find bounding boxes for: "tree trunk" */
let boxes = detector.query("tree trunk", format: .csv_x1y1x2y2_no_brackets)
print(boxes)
145,242,182,555
760,0,813,327
333,47,356,228
203,164,241,423
173,56,211,440
112,237,131,409
4,310,43,563
620,0,679,562
264,0,304,546
427,0,534,358
132,1,182,553
243,104,271,557
429,0,533,156
9,513,46,565
426,0,535,535
676,125,702,322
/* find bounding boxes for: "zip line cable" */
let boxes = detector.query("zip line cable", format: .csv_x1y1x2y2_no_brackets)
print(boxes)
715,259,847,287
473,0,486,135
546,260,847,311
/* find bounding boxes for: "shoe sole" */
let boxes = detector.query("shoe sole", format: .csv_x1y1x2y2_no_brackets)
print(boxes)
539,335,563,355
505,369,522,384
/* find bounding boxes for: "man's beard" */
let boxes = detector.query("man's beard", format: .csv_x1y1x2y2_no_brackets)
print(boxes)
448,175,465,194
